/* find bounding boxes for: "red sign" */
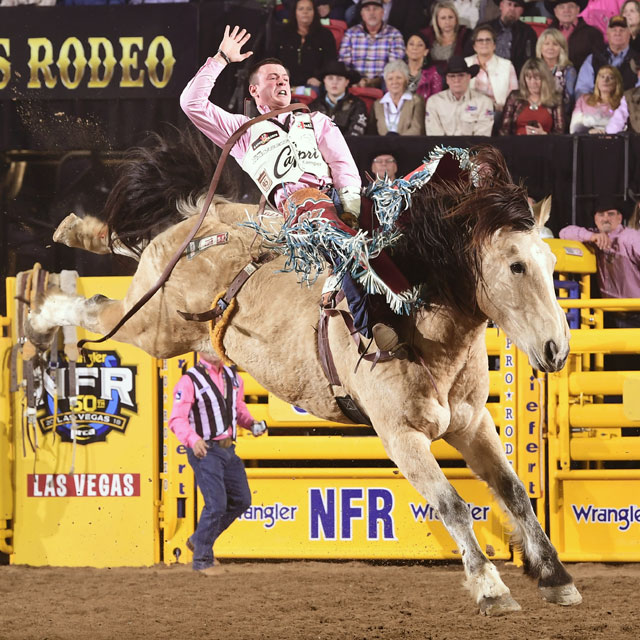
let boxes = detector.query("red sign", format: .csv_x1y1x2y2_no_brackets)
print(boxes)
27,473,140,497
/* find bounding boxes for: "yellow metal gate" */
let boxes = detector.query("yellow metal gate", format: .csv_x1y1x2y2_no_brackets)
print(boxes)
3,276,160,567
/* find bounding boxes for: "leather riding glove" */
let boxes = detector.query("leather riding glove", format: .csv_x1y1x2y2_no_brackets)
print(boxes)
338,186,361,230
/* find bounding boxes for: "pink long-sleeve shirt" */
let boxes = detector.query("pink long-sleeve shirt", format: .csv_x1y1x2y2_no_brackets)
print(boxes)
606,95,629,134
559,224,640,298
169,359,255,449
179,58,361,211
580,0,624,37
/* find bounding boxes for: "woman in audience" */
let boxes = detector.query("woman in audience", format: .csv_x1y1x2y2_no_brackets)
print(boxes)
536,28,577,117
405,32,443,101
500,58,565,135
465,24,517,113
269,0,337,89
570,65,623,133
622,0,640,51
368,60,426,135
421,2,470,75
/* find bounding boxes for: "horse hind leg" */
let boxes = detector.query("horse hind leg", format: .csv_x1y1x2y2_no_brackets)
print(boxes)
53,213,111,254
27,288,127,350
53,213,142,259
382,426,521,616
447,410,582,607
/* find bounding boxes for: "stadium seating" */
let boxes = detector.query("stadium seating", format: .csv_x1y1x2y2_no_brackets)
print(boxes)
348,86,383,115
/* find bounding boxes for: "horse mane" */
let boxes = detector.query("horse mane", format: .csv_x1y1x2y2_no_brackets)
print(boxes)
102,125,237,256
393,145,534,316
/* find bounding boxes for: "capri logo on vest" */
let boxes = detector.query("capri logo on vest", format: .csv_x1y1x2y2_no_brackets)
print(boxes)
274,145,297,180
38,350,138,445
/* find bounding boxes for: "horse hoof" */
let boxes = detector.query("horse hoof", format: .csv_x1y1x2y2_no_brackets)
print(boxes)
53,213,80,245
540,583,582,606
478,593,522,616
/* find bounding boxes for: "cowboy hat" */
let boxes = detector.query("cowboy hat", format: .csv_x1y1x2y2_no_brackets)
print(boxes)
444,56,480,78
319,60,361,85
543,0,588,14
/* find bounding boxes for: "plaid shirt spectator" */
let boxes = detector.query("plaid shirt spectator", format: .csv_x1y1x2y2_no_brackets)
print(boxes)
338,23,405,81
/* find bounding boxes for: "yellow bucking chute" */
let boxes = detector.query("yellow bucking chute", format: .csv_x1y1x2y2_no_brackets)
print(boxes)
6,272,161,567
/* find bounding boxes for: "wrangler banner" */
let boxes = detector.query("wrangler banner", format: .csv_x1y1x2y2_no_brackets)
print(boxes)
0,5,197,99
214,476,511,561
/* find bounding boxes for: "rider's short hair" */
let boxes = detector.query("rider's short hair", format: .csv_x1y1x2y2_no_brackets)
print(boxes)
248,58,289,86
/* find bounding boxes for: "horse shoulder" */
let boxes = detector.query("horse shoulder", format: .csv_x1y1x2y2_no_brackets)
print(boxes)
446,334,491,434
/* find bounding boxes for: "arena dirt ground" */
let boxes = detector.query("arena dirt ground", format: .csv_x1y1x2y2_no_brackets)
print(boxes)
1,561,639,639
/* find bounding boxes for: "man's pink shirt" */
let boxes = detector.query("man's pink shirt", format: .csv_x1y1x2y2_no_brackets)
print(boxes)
179,58,361,211
559,224,640,298
169,359,254,449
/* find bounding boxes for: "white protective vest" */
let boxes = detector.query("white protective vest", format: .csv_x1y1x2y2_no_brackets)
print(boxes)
241,111,330,201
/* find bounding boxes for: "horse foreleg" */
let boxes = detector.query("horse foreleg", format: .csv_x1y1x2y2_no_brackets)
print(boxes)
27,289,130,350
446,410,582,607
381,426,521,616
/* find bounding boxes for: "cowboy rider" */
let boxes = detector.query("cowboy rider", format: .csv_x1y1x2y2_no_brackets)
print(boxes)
180,25,402,354
180,25,360,229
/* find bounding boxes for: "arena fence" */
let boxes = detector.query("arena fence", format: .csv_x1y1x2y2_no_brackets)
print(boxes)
160,332,517,563
547,302,640,562
1,237,639,566
3,276,161,567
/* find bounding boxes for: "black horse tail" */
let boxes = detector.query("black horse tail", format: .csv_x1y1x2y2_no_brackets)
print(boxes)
102,124,236,257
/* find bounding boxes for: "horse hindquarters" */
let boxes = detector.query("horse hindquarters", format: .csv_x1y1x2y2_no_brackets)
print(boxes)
446,409,582,606
378,425,521,616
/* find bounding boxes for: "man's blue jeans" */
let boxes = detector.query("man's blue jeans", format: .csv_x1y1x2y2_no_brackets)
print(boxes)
186,443,251,570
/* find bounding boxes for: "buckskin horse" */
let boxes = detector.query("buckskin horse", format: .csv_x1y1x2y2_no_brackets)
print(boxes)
27,134,580,615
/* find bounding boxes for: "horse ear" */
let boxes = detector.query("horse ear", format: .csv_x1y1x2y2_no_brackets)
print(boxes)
532,195,552,229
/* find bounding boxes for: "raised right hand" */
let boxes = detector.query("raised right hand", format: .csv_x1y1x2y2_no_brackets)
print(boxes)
218,25,253,63
590,231,612,251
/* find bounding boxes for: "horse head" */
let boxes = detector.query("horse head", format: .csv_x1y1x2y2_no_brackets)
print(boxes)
395,148,569,373
476,195,570,372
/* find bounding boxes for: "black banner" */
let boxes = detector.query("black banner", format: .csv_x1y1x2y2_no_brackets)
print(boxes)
0,5,198,100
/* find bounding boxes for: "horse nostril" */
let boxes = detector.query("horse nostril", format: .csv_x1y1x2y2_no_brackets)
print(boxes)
544,340,558,363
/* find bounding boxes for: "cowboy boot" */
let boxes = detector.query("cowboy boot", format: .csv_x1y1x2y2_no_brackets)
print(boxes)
372,323,408,359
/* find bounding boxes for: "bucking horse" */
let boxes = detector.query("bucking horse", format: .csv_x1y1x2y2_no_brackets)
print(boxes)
27,129,580,615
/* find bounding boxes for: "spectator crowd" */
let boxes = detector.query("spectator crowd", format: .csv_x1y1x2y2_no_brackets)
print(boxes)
261,0,640,139
9,0,640,137
8,0,640,138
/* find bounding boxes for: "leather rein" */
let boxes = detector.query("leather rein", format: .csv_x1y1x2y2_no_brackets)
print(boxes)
78,102,309,352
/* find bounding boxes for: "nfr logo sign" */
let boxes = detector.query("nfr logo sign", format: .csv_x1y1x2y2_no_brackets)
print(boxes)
38,350,138,444
309,487,397,541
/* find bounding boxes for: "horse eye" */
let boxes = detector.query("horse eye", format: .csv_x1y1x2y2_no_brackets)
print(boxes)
510,262,525,275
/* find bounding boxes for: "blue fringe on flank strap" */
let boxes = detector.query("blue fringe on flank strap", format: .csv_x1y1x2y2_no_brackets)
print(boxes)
241,146,472,315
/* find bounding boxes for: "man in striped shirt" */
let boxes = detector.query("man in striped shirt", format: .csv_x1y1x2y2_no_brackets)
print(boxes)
338,0,405,88
169,351,266,574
